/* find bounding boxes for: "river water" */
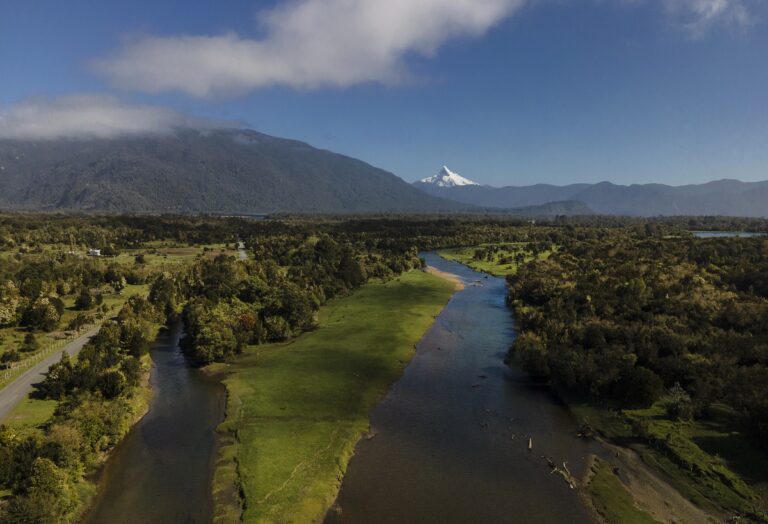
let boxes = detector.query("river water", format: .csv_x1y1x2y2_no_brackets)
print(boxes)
692,231,765,238
327,253,599,523
84,255,599,524
84,322,225,524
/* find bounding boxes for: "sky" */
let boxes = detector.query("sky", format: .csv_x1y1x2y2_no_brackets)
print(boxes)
1,0,767,186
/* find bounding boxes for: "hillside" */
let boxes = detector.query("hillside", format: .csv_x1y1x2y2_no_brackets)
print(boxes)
0,129,466,214
414,179,768,217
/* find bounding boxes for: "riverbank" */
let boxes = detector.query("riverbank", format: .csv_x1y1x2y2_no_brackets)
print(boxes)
83,321,225,523
212,270,456,523
432,249,760,523
572,399,768,523
425,266,465,290
441,243,767,522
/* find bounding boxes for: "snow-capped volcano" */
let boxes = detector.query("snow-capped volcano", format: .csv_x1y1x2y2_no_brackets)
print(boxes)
418,166,479,187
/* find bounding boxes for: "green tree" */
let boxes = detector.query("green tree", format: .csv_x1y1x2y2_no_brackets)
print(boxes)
74,288,94,310
21,333,40,353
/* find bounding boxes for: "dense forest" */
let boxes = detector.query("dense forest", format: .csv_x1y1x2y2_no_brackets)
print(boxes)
508,232,768,439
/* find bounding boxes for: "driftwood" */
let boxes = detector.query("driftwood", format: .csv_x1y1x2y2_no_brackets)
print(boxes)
577,422,595,439
541,456,577,489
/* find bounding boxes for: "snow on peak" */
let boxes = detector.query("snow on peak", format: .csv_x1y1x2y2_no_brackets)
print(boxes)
419,166,479,187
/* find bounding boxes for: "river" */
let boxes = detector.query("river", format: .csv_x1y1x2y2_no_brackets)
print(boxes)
327,253,599,523
693,231,765,238
84,322,225,524
84,254,598,523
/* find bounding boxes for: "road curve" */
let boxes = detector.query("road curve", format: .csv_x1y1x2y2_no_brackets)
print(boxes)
0,326,100,421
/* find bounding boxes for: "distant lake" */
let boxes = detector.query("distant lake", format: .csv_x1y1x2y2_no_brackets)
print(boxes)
692,231,766,238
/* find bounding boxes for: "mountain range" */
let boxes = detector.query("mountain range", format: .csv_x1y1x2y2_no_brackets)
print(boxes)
0,129,467,214
0,128,764,217
414,168,768,217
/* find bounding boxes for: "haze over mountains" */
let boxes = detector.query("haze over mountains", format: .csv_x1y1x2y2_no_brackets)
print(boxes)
415,168,768,217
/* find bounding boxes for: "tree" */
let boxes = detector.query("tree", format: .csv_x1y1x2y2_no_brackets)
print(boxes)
37,353,73,399
0,281,22,326
99,369,127,399
512,332,550,380
21,333,40,353
338,251,367,288
3,457,76,524
21,298,60,332
666,383,694,421
74,288,94,310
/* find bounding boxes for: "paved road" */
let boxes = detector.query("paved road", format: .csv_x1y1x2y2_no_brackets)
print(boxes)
0,326,100,421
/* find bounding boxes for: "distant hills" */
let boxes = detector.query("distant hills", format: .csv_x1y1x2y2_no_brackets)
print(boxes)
0,129,466,214
414,169,768,217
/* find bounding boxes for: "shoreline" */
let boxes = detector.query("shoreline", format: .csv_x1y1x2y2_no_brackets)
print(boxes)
578,443,716,524
425,266,465,290
210,270,457,523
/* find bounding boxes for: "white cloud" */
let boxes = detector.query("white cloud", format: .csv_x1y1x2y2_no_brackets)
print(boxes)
94,0,527,97
653,0,754,33
0,95,231,140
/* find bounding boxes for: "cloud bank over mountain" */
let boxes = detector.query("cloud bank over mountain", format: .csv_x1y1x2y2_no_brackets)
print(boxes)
0,95,233,140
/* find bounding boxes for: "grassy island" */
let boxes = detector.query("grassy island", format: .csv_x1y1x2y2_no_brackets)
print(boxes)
214,270,455,523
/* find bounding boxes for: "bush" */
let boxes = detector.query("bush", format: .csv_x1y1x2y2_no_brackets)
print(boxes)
21,333,40,353
617,366,664,408
666,383,694,421
21,299,60,332
1,350,21,367
75,288,94,310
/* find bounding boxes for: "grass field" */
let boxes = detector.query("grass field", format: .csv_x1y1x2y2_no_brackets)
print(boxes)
1,397,58,437
438,242,552,277
214,270,455,523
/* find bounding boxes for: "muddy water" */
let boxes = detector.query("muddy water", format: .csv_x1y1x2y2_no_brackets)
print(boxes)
328,253,599,523
84,322,225,524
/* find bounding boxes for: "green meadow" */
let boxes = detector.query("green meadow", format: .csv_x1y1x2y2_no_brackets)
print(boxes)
438,242,552,277
214,270,455,523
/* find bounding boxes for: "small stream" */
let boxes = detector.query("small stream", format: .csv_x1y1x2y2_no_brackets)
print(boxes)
84,321,225,524
327,253,599,523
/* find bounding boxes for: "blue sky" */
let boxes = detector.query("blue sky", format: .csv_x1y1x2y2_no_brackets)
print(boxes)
1,0,767,186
